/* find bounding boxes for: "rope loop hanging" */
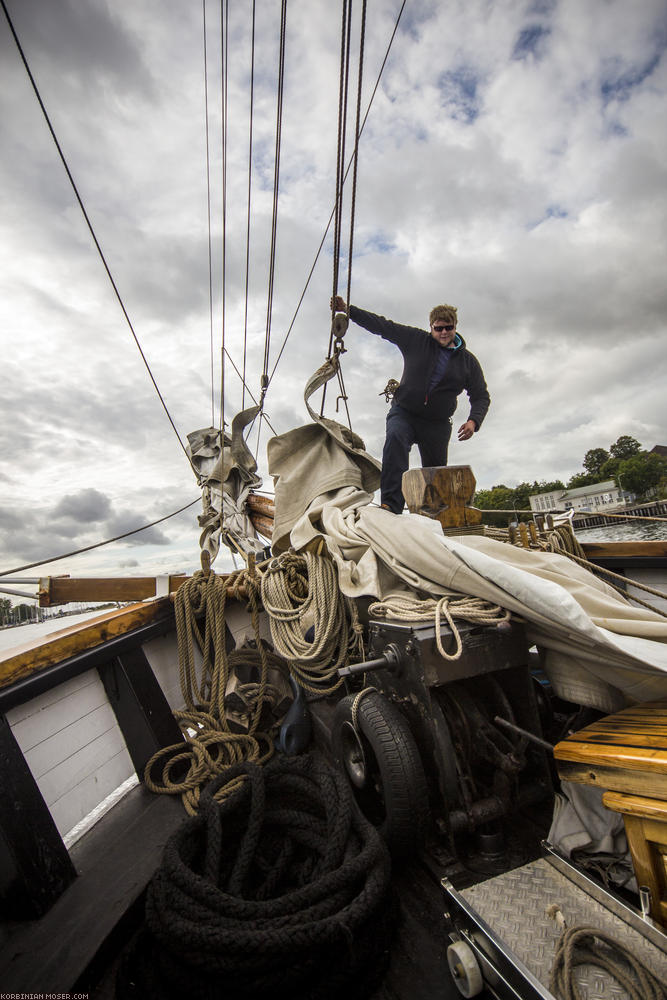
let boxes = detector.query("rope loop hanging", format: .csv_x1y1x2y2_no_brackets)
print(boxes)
144,566,289,814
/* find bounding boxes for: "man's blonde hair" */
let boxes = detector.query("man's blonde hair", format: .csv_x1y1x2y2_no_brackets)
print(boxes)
429,304,458,326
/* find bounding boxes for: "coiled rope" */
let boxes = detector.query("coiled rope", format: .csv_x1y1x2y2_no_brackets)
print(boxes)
368,594,511,661
144,568,281,814
261,550,361,693
548,918,665,1000
118,753,396,1000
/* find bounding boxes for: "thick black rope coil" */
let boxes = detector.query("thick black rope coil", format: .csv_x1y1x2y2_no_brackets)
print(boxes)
117,753,396,999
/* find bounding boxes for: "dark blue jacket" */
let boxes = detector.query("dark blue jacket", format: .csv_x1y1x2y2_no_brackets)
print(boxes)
349,305,490,428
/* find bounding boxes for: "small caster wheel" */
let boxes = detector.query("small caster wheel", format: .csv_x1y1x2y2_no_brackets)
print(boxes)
446,939,483,997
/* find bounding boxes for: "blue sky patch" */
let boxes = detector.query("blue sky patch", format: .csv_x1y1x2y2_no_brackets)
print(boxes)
601,50,663,104
438,66,480,123
512,24,550,61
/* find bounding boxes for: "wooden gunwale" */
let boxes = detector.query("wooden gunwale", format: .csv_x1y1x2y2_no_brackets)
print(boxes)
0,599,175,693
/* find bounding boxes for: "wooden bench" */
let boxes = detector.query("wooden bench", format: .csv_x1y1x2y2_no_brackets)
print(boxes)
554,699,667,927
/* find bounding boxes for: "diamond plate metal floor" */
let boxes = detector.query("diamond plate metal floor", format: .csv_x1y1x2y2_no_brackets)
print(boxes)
461,858,667,998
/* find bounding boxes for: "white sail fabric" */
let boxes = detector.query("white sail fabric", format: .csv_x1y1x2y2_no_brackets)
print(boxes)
187,406,266,563
267,427,667,709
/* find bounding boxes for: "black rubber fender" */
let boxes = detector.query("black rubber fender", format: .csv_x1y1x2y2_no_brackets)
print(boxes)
332,690,430,860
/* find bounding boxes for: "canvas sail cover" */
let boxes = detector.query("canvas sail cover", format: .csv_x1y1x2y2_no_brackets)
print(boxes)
267,400,667,710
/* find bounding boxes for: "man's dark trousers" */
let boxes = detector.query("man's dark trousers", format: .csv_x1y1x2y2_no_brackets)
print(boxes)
381,403,452,513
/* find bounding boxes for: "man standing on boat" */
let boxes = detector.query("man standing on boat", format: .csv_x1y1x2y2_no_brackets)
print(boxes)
331,296,490,514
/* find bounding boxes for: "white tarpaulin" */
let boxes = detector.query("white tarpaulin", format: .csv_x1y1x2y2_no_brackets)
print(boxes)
267,421,667,710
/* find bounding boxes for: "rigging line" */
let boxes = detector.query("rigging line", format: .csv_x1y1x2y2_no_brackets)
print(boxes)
0,0,193,468
262,0,288,393
242,0,257,409
223,347,277,436
203,0,215,427
267,0,407,389
345,0,367,313
331,0,351,322
321,0,353,419
220,0,229,435
0,498,202,578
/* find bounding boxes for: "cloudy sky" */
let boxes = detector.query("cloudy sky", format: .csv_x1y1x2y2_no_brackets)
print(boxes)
1,0,666,596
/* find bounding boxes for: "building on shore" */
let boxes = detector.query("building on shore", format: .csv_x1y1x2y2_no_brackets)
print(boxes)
529,479,630,516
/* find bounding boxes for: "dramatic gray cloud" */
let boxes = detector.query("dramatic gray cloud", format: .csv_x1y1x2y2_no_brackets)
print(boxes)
0,0,665,591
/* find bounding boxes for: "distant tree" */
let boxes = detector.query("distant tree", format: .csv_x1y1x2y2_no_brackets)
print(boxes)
474,485,515,510
599,457,621,481
473,485,518,526
532,479,566,493
583,448,609,477
616,453,667,497
0,597,11,625
609,435,642,461
511,483,535,510
566,471,598,488
14,603,35,623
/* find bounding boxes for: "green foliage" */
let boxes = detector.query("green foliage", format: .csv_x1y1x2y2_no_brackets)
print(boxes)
583,448,609,477
599,457,621,481
615,452,667,497
473,433,667,514
566,471,598,488
474,479,566,525
609,435,642,461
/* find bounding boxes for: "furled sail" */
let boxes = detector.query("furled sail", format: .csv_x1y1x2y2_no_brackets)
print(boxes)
187,405,267,563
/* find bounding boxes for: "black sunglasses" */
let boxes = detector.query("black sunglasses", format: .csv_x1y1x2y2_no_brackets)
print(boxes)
433,324,455,332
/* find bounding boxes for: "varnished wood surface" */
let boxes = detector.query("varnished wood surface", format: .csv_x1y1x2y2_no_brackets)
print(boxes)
554,700,667,797
245,492,275,518
39,575,187,606
581,540,667,559
603,790,667,820
0,600,175,691
602,790,667,927
554,700,667,767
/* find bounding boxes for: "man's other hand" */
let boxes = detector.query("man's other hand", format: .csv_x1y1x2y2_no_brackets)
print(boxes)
458,419,476,441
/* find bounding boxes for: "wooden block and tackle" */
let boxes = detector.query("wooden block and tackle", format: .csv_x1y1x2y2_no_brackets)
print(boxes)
554,699,667,927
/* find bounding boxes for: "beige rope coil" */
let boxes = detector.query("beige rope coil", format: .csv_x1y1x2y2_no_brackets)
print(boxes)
144,567,277,814
546,905,665,1000
261,549,355,694
368,594,511,662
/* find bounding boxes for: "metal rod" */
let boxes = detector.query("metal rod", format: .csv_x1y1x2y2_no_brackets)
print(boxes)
338,643,402,678
338,653,390,678
0,587,38,600
493,715,554,752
